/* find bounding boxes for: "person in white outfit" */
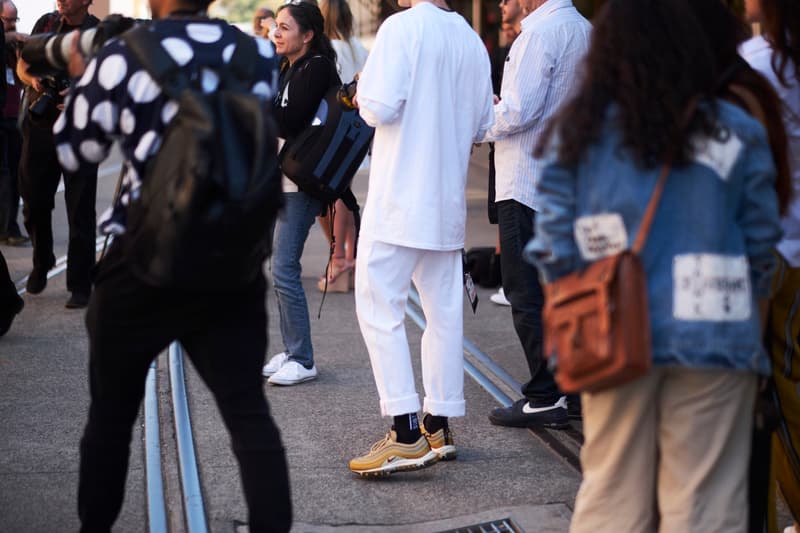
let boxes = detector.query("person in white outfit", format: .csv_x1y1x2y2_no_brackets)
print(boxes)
347,0,494,477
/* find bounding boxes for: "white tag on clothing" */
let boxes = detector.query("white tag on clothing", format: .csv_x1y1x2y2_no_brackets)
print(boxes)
673,254,751,321
6,67,13,86
462,249,478,313
692,128,743,181
464,272,478,313
280,80,290,108
574,213,629,261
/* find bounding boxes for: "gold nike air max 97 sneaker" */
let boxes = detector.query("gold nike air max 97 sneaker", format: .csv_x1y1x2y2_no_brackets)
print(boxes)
349,430,439,477
421,424,457,461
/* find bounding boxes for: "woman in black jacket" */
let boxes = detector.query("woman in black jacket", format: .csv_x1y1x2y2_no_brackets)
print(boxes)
263,0,341,386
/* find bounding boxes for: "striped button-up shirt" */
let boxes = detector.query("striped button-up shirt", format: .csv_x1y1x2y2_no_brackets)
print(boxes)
481,0,590,211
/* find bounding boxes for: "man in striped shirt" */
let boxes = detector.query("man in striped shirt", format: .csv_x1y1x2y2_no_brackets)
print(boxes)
480,0,590,428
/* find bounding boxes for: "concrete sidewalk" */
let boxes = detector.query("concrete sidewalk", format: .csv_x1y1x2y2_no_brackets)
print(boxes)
0,145,581,532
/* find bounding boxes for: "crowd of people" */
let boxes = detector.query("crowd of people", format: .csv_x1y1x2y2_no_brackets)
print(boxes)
0,0,798,531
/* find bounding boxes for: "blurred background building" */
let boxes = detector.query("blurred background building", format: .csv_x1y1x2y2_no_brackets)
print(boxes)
20,0,747,67
21,0,602,47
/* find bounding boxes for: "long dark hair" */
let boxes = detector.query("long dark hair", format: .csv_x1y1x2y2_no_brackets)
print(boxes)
277,1,337,66
689,0,790,214
537,0,718,169
761,0,800,87
321,0,354,42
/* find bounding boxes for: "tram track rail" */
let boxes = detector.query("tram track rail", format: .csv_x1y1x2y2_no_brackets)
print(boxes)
14,239,209,532
13,242,578,530
406,287,584,474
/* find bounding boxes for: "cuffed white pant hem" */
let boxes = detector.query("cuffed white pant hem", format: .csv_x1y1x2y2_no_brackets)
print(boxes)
423,398,466,418
380,395,421,417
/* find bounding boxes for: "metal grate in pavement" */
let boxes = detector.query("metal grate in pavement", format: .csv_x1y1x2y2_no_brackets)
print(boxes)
435,517,525,533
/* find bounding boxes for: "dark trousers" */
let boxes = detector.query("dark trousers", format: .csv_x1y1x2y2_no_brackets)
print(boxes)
78,242,292,533
0,117,22,236
19,118,98,294
0,249,19,310
496,199,560,403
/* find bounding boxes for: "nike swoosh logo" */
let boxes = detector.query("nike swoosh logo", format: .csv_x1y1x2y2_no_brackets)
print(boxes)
521,402,559,414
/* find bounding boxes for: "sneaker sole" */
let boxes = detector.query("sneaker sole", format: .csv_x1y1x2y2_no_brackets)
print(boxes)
487,414,570,429
351,450,439,477
267,375,318,386
431,444,457,461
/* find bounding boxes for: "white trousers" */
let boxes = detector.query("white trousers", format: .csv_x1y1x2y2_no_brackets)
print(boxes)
355,238,465,418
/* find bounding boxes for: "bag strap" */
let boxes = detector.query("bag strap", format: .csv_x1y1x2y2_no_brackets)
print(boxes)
631,96,702,254
630,162,669,254
727,84,768,126
122,24,258,100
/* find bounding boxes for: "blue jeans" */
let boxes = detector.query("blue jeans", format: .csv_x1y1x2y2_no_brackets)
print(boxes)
497,199,560,403
271,191,322,368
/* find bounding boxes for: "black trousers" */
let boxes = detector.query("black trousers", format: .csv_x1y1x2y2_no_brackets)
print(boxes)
0,249,18,311
0,117,22,236
78,242,292,533
19,118,98,294
496,200,561,403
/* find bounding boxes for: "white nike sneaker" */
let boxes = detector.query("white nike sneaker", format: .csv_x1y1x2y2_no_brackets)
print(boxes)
268,360,318,386
490,288,511,306
262,352,289,377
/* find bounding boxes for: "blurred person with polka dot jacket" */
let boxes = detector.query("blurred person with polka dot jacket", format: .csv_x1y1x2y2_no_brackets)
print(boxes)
54,0,291,531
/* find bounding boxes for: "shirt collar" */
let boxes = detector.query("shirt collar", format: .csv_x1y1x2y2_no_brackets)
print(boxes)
521,0,574,31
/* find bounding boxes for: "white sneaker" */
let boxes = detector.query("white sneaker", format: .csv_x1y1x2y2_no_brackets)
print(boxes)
262,352,289,377
490,288,511,306
268,360,318,385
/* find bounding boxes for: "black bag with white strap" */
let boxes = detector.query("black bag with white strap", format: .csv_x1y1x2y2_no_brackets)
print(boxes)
120,25,282,291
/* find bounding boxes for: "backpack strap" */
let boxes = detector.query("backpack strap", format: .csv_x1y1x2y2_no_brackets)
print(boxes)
340,187,361,257
122,24,260,99
122,26,187,100
225,29,259,91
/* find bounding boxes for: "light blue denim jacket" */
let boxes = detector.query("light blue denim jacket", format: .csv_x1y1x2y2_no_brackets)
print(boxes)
526,100,782,374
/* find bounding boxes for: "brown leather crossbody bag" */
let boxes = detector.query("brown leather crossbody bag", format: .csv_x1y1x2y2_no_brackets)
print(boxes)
542,163,669,394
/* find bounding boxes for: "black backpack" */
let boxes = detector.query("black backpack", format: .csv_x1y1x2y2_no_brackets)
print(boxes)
279,82,373,219
119,25,282,290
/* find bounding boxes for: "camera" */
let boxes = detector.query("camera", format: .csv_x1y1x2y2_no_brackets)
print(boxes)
28,75,71,121
21,14,142,77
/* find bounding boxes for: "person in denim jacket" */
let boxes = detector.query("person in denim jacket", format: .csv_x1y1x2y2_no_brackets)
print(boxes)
524,1,782,531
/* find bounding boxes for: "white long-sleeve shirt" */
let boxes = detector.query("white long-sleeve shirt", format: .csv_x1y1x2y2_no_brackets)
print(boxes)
481,0,590,211
331,37,368,85
741,35,800,267
357,2,494,251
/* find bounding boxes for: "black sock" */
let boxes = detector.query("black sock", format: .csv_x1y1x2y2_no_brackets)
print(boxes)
423,413,448,433
393,413,421,444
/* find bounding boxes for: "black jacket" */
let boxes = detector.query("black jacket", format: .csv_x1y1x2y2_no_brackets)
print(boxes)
273,52,340,141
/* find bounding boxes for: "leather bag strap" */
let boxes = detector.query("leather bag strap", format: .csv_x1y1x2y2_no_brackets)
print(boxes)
631,162,669,254
631,96,701,254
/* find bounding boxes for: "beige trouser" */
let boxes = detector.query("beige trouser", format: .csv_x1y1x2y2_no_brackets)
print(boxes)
570,367,757,533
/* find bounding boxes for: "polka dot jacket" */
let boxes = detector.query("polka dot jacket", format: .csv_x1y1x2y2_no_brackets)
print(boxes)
54,19,280,235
